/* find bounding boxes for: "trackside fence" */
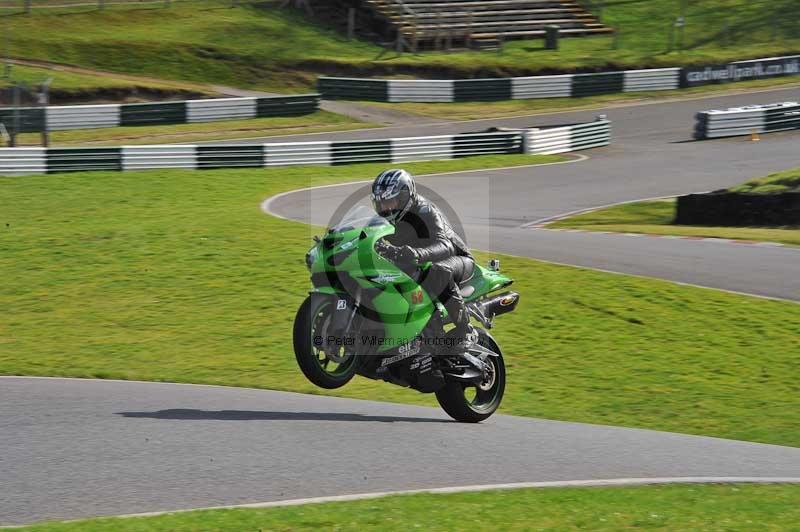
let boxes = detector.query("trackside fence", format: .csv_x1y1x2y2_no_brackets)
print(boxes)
0,94,320,135
694,102,800,139
526,118,611,155
319,54,800,102
0,117,611,175
319,70,680,102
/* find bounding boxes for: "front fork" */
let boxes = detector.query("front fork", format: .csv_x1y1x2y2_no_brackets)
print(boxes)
312,289,361,358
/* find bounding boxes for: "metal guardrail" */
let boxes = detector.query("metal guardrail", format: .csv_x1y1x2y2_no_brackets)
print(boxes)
0,94,320,135
526,117,611,155
319,54,800,102
694,102,800,140
320,68,680,102
0,118,610,175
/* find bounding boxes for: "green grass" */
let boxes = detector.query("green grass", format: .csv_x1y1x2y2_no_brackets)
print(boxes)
730,168,800,193
2,155,799,448
550,168,800,246
14,484,800,531
0,63,217,104
0,63,209,93
1,0,799,92
0,0,378,93
15,111,375,146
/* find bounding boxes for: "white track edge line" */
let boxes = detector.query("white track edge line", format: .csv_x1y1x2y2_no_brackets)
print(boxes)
3,477,799,528
519,192,711,228
259,173,799,304
491,249,800,305
261,154,587,221
521,192,799,252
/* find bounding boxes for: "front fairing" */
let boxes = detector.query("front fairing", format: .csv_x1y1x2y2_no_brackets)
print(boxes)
307,221,435,352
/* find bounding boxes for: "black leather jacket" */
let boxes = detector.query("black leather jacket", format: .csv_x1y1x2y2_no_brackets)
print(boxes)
385,195,472,263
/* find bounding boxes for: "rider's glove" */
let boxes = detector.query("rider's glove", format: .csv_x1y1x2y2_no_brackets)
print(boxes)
394,245,419,265
376,241,418,265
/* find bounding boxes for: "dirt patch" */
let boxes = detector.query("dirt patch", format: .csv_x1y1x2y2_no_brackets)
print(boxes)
46,86,211,105
293,50,800,80
293,59,648,79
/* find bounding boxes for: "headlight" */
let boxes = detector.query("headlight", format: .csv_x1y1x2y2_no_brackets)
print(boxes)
305,246,317,271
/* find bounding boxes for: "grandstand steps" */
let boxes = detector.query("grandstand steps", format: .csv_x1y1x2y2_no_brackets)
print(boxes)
303,0,612,50
346,0,613,49
387,13,596,25
411,19,597,31
471,26,612,39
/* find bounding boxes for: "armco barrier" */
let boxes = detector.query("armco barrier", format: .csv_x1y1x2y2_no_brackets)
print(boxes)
511,75,572,99
694,102,800,139
389,80,454,103
319,54,799,102
0,118,610,175
623,68,681,92
571,72,624,98
320,69,679,102
317,78,388,101
0,94,320,135
526,117,611,155
0,107,44,133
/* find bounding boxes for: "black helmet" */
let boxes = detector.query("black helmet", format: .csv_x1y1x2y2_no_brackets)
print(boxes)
371,169,416,224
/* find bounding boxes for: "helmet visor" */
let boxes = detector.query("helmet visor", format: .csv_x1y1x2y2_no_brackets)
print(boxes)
371,188,410,220
372,195,401,218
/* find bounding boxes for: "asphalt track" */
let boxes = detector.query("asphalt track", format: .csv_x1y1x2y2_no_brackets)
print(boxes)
2,377,800,526
266,86,800,301
4,89,800,527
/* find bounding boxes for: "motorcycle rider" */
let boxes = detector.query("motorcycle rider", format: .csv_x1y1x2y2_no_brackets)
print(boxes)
370,168,476,354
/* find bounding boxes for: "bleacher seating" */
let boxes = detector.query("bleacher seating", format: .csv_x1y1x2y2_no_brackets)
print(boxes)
360,0,613,49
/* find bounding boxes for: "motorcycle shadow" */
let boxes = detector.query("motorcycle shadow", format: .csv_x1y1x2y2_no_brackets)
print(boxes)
116,409,451,423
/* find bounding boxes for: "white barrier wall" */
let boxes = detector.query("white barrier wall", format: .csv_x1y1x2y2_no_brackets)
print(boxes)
46,104,121,131
122,145,197,170
0,119,611,175
623,69,681,92
0,147,47,175
511,75,573,99
525,118,612,155
695,102,800,139
264,142,332,167
186,98,258,123
391,135,453,162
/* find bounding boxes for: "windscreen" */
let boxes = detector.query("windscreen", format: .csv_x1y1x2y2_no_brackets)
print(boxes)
329,205,389,232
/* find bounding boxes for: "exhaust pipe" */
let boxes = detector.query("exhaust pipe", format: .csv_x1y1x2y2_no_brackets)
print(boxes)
478,291,519,321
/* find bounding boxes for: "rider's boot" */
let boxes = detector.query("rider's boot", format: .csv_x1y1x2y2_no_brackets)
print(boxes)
442,292,498,379
442,299,478,358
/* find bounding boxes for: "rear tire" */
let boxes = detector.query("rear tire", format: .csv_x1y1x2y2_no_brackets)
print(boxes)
293,296,358,389
435,331,506,423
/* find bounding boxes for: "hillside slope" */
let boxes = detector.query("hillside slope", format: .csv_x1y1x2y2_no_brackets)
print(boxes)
1,0,799,92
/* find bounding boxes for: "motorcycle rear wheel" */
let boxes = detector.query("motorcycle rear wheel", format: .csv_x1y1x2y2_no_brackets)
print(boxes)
435,331,506,423
293,296,358,389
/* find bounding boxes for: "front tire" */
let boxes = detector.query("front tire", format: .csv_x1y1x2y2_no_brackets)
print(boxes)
293,296,358,389
435,331,506,423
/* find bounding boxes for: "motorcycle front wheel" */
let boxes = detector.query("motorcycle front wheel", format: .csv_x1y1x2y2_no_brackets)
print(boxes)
435,331,506,423
293,296,358,389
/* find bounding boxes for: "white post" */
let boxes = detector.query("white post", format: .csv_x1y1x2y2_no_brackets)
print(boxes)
523,129,538,154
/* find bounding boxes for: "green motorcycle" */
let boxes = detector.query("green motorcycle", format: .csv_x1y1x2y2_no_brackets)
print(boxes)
293,206,519,422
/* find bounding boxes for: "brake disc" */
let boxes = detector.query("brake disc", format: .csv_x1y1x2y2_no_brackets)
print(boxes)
477,362,496,391
325,348,351,364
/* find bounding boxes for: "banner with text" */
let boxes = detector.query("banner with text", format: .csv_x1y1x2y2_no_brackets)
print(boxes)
681,55,800,87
